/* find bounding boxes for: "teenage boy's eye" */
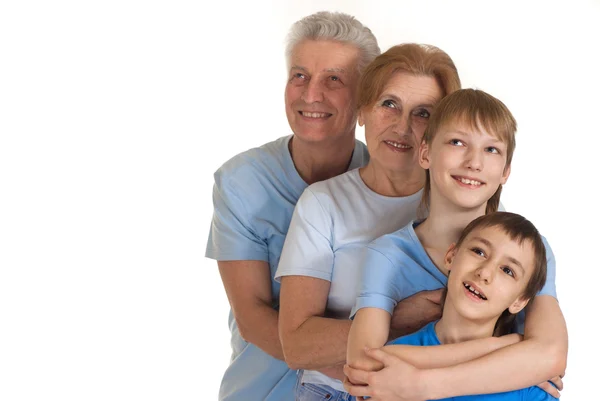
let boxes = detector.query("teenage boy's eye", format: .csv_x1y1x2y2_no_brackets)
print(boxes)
501,266,515,277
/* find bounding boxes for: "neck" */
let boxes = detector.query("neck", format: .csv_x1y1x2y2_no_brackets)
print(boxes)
434,303,497,344
359,160,425,197
416,189,487,270
289,134,356,185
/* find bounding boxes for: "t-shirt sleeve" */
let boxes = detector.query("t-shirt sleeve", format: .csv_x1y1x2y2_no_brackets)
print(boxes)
523,385,559,400
350,246,400,318
205,176,268,262
538,236,557,298
275,188,334,282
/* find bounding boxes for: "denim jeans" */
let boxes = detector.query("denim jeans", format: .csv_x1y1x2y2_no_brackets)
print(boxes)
295,372,356,401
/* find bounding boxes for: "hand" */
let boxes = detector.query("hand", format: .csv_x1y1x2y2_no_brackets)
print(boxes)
537,373,564,398
343,348,427,401
389,289,443,340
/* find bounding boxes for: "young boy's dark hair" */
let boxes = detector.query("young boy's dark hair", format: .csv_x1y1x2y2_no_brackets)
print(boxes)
450,212,547,335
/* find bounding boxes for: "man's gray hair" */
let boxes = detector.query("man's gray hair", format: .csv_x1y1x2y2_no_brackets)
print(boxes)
285,11,380,73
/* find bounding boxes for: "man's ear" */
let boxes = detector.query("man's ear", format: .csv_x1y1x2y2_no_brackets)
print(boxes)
444,243,457,271
508,296,530,315
357,108,365,127
419,142,431,170
500,164,511,185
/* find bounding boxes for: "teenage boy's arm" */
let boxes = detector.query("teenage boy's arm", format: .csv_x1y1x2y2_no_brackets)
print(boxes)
344,295,567,400
219,261,285,360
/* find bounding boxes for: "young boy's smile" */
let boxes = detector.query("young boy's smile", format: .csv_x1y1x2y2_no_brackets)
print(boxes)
443,225,536,331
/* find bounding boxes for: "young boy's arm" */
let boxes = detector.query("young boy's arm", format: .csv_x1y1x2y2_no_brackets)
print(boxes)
347,308,391,373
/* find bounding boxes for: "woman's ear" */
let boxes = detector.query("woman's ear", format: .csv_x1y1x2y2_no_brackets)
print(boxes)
419,142,431,169
508,296,530,315
444,243,457,271
500,164,511,185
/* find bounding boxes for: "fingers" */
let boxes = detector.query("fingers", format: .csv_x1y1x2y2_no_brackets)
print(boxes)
343,364,370,385
537,381,561,398
425,288,444,304
365,347,396,367
342,371,371,397
549,375,564,391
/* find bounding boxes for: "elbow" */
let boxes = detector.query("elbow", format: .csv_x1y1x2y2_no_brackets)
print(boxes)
549,344,568,377
280,331,311,370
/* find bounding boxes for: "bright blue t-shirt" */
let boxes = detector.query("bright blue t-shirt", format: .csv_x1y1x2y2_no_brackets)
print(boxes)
388,322,558,400
351,221,557,334
205,135,369,401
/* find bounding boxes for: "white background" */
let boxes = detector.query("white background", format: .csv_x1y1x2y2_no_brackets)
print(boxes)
1,0,599,400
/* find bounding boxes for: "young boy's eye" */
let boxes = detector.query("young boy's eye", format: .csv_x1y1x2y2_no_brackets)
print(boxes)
471,247,485,257
486,146,500,154
450,139,465,146
501,266,515,277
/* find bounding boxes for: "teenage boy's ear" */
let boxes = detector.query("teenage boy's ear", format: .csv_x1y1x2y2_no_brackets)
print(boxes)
500,164,511,185
444,243,457,271
508,296,530,315
419,142,430,169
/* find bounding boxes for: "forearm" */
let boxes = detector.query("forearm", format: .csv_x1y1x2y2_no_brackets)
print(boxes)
382,334,521,369
282,316,351,370
422,297,567,399
347,308,390,372
235,301,284,360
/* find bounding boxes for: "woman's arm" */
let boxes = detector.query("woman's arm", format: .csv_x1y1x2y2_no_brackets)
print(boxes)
278,275,351,370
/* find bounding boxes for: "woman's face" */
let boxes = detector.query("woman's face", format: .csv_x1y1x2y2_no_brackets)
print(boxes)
359,71,443,175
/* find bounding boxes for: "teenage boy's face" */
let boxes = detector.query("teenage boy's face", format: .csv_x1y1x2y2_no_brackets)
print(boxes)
419,121,511,212
444,225,535,323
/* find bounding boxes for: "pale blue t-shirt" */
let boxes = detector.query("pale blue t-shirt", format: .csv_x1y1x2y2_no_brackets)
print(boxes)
388,322,558,400
205,135,369,401
352,221,557,333
275,169,423,392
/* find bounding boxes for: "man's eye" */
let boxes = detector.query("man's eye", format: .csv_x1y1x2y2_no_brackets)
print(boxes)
414,109,431,118
502,266,515,277
330,76,340,81
294,73,305,79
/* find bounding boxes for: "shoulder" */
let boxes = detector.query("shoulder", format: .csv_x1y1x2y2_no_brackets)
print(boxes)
369,222,419,255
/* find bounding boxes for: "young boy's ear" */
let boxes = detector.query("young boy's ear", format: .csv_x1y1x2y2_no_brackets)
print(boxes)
419,142,430,170
444,243,457,271
508,296,530,315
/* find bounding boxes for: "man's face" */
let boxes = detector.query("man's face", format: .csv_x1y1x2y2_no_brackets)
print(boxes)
284,40,361,145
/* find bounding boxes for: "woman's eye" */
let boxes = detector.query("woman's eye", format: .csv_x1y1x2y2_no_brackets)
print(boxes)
382,99,396,108
502,266,515,277
486,146,500,154
471,247,485,257
450,139,465,146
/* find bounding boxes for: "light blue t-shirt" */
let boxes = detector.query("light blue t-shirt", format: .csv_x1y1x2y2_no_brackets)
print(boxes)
352,221,557,334
205,135,369,401
388,322,558,401
275,168,423,392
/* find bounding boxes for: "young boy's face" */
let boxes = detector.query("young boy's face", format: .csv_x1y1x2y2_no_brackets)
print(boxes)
444,225,536,323
419,121,511,211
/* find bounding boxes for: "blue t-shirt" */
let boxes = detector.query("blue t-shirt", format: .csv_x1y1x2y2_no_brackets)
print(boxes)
389,322,558,400
205,135,369,401
352,221,557,334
